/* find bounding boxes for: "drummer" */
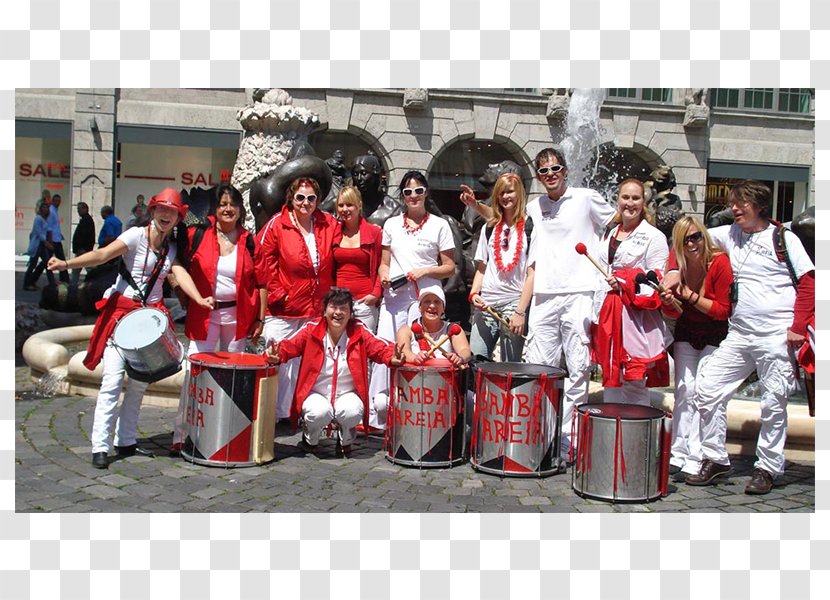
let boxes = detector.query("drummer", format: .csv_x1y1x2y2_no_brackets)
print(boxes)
395,285,472,367
264,288,406,457
47,188,214,469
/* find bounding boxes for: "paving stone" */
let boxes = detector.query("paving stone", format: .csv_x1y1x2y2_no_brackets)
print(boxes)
80,485,130,500
519,496,552,506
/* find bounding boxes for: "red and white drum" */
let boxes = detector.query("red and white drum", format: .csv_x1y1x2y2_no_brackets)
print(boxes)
387,359,466,467
571,403,672,502
181,352,278,467
470,362,567,477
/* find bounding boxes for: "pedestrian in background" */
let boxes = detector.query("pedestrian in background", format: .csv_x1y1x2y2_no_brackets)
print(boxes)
98,205,122,247
23,202,53,291
71,201,96,284
46,194,70,283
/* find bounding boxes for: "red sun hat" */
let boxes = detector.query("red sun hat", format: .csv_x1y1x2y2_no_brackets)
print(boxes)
148,188,188,219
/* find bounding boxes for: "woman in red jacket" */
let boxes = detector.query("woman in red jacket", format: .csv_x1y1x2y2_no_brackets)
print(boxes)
334,185,383,332
172,184,265,452
257,177,338,421
661,215,733,482
265,288,405,457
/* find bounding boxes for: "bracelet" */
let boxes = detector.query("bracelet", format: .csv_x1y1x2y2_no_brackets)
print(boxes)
254,319,263,324
690,293,700,306
514,310,526,317
468,292,479,303
64,260,69,270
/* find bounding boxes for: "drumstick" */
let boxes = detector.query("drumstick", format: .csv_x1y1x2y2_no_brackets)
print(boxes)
411,321,447,357
574,242,610,278
635,272,683,313
483,305,528,341
424,324,463,359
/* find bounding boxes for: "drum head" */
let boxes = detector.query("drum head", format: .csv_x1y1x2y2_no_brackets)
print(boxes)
190,352,270,370
578,402,664,420
473,362,566,378
113,307,168,350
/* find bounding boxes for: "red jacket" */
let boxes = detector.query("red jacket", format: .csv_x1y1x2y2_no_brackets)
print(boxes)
276,317,395,430
591,268,669,388
256,207,337,318
333,217,384,300
185,217,261,341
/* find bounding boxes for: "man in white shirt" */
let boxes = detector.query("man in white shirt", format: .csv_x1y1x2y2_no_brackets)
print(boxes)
677,180,814,494
524,148,617,455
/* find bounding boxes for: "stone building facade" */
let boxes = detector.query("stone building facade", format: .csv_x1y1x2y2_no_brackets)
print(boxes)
14,88,814,256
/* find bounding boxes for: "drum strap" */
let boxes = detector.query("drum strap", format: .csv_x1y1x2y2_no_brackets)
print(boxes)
119,238,170,305
613,416,628,497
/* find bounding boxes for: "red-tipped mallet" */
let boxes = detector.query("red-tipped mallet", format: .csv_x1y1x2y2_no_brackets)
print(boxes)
425,323,463,358
575,242,610,277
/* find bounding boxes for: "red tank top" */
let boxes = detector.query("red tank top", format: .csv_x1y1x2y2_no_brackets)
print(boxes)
334,246,373,298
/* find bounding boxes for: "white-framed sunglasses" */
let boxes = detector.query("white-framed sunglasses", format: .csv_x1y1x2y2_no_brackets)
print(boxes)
402,187,426,197
537,165,565,175
294,193,318,203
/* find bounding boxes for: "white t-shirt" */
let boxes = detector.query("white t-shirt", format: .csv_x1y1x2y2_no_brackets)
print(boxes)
597,220,670,359
709,222,814,335
599,220,669,273
214,247,237,302
104,226,177,304
311,332,355,400
474,220,529,305
382,213,454,297
526,187,616,294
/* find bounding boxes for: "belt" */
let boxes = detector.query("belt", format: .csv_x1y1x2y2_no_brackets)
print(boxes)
214,301,237,310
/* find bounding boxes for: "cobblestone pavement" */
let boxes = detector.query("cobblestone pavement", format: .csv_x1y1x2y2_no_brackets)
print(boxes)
15,383,814,514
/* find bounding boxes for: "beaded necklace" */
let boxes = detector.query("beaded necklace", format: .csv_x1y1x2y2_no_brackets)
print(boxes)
493,218,524,272
402,212,429,235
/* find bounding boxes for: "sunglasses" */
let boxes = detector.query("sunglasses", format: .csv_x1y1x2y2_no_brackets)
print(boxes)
537,165,564,175
402,187,426,197
684,231,704,244
294,193,317,204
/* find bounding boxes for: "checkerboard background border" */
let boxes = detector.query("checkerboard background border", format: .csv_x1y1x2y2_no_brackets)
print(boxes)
2,1,827,598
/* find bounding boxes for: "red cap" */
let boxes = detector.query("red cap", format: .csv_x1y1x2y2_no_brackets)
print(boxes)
148,188,188,219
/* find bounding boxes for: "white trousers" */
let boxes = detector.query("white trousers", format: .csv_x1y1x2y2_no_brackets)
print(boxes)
263,315,308,419
91,344,150,453
352,300,379,333
670,342,715,475
525,292,594,452
696,330,795,476
301,392,363,445
368,287,417,429
173,307,247,445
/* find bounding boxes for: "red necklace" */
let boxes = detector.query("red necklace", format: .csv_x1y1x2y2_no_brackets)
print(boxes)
493,218,524,272
403,212,429,235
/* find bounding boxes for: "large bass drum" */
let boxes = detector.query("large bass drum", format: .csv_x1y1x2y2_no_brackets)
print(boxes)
387,359,466,467
181,352,278,467
470,362,567,477
572,403,671,502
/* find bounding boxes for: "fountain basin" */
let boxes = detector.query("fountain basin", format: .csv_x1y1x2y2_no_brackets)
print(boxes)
23,325,184,408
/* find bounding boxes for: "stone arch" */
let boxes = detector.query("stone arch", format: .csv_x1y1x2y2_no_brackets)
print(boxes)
424,133,532,221
586,141,665,202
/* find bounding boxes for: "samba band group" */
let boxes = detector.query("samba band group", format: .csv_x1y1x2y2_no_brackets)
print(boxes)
47,146,815,502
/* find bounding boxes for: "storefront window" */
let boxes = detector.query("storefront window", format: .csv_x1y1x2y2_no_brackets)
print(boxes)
15,121,72,255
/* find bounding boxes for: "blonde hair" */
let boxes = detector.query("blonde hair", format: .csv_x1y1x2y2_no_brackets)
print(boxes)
611,178,655,226
336,185,363,215
671,215,719,277
486,173,527,228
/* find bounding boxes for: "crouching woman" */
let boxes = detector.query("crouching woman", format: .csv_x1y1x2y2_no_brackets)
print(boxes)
265,288,405,457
